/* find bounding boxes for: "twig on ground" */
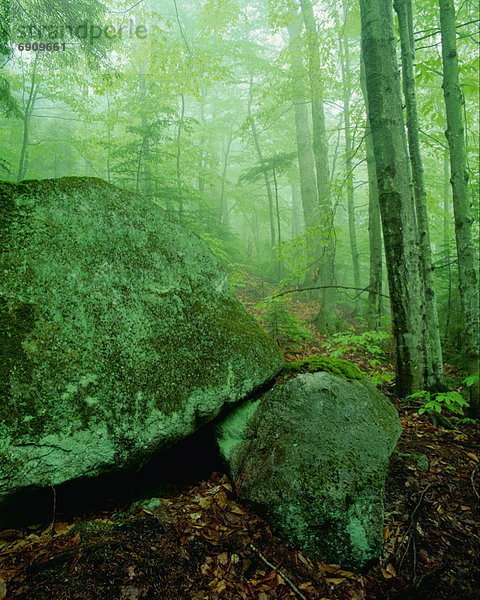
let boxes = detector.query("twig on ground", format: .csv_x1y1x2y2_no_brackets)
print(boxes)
249,543,309,600
388,483,434,569
49,486,57,536
412,536,418,585
271,285,390,300
471,463,480,500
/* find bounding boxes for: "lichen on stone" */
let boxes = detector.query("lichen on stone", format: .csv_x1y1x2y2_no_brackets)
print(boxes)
215,371,401,569
0,177,284,510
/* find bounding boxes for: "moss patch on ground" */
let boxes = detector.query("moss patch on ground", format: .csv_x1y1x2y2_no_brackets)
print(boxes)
70,520,115,543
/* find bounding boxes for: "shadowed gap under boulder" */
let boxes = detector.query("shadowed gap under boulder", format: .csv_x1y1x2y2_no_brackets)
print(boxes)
0,421,223,528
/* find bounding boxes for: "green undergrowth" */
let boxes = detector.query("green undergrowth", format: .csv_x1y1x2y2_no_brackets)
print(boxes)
70,520,114,543
282,355,365,381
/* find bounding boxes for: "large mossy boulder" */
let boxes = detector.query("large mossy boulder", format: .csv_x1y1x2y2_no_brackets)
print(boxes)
216,371,401,569
0,177,283,506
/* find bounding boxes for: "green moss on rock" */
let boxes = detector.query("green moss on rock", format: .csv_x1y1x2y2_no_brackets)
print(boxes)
393,451,429,471
283,355,364,380
0,177,284,511
216,371,401,569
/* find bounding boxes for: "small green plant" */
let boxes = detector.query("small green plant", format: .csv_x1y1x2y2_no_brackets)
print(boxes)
464,373,479,387
457,418,477,426
321,329,391,361
408,390,470,416
258,296,312,350
369,371,394,386
198,232,231,265
229,264,253,291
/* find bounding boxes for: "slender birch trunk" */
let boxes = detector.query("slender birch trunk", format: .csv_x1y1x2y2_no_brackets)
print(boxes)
198,87,207,194
247,76,276,252
394,0,444,390
339,16,361,313
176,92,185,217
17,55,39,182
360,0,429,395
137,68,152,197
439,0,479,414
287,18,322,288
298,0,336,329
291,183,302,239
443,150,453,339
360,60,383,330
219,127,233,228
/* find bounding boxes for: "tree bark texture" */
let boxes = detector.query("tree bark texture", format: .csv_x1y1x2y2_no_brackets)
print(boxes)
298,0,336,329
360,59,383,330
360,0,429,395
395,0,444,389
439,0,479,414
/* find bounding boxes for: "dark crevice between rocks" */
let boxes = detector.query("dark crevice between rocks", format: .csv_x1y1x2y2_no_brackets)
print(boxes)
0,361,371,529
0,375,280,529
0,422,223,528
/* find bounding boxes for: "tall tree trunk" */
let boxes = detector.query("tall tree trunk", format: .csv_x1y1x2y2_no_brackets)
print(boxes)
247,76,276,252
198,87,207,193
287,18,322,288
443,150,452,261
298,0,336,330
360,0,429,395
339,12,361,313
273,166,283,278
439,0,479,414
360,60,383,330
291,183,302,238
53,119,58,178
272,167,281,250
106,93,112,183
219,126,233,229
138,68,152,197
443,150,452,340
17,55,39,182
395,0,444,390
176,92,185,217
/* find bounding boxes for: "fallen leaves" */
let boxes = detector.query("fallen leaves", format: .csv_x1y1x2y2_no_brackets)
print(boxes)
120,584,144,600
380,563,397,579
0,400,478,600
0,577,6,600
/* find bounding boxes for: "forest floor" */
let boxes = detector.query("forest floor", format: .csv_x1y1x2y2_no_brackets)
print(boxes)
0,285,479,600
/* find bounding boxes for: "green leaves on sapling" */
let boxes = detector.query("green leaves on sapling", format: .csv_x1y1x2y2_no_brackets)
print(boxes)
257,296,312,350
408,390,470,416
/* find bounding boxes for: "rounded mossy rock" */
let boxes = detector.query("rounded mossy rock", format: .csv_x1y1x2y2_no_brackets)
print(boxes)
0,177,284,507
216,372,401,570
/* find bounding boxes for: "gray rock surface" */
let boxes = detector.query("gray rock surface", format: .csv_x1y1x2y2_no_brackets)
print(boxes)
0,177,283,507
216,371,401,569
